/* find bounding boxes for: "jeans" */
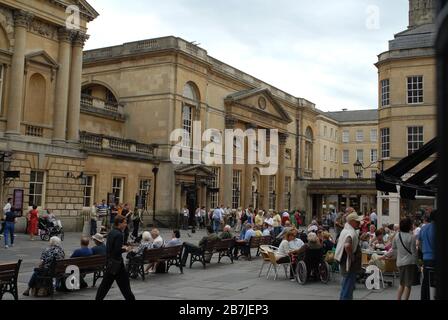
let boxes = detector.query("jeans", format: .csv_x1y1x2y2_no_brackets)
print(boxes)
4,221,14,247
95,263,135,301
340,272,357,300
90,220,97,236
421,260,435,300
213,219,221,233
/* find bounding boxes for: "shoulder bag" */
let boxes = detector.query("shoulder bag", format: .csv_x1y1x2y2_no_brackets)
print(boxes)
398,232,421,286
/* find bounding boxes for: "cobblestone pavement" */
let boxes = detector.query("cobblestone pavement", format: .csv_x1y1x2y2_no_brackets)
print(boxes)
0,229,420,300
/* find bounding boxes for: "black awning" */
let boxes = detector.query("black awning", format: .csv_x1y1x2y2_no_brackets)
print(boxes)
376,138,438,199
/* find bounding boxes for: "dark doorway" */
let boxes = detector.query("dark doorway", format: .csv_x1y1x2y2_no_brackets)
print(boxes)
186,187,198,227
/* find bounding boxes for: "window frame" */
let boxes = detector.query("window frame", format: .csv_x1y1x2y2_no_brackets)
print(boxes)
381,79,390,107
29,171,46,207
210,167,220,209
407,126,424,155
342,150,349,164
112,177,125,203
356,130,364,142
371,149,378,163
342,130,349,143
82,175,95,207
232,170,241,210
407,75,424,104
381,128,391,159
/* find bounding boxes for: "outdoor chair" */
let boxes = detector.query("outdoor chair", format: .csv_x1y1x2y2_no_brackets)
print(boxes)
265,249,292,281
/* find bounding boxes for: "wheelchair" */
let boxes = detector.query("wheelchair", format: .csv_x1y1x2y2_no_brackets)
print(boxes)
38,218,64,241
295,247,331,285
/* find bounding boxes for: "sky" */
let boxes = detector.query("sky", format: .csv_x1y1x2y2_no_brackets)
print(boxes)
85,0,409,112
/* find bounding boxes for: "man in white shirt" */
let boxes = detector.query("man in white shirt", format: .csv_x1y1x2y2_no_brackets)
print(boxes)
1,198,12,237
182,207,189,230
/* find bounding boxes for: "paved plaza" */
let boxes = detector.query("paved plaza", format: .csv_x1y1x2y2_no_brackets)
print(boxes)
0,229,420,301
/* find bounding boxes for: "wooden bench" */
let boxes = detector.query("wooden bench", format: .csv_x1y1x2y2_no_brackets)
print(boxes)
36,255,106,295
190,239,235,269
127,245,184,281
256,236,273,257
0,260,22,300
236,236,263,261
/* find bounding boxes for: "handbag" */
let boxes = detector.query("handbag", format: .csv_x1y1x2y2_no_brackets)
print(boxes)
398,233,421,286
106,258,122,276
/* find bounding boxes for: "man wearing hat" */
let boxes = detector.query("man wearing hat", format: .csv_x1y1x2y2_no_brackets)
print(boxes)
91,233,106,256
335,212,363,300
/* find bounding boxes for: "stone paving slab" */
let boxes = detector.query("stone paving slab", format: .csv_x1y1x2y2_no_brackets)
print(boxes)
0,230,420,300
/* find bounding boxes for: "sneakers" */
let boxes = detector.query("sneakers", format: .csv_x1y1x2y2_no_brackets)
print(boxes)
5,245,8,249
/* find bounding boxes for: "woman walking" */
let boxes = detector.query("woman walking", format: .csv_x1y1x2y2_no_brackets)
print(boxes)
27,205,39,241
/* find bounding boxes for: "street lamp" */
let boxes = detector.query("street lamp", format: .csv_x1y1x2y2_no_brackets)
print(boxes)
152,166,159,226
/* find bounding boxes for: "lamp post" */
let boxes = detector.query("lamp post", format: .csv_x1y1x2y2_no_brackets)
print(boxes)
152,166,159,226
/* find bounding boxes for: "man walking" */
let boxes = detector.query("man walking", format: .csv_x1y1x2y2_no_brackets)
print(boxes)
335,212,363,300
95,215,135,300
3,198,15,249
370,209,378,228
212,205,223,234
96,200,109,232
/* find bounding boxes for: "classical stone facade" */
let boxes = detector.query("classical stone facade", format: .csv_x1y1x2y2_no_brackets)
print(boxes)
0,0,98,231
376,0,437,225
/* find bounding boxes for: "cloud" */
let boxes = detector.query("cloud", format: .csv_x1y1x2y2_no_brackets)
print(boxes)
85,0,409,111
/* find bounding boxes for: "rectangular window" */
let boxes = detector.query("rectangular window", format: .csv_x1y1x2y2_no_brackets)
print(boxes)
407,126,424,155
381,128,390,159
82,175,95,207
268,175,276,210
356,130,364,142
210,167,220,209
285,177,291,209
330,148,334,162
330,168,333,178
0,65,4,115
323,167,327,178
356,150,364,163
370,129,378,142
342,130,349,143
182,105,192,147
371,149,378,163
343,170,349,179
381,79,390,107
323,146,327,161
335,130,338,141
342,150,349,164
335,149,338,163
232,170,241,210
324,126,327,137
138,179,151,209
407,76,424,104
330,128,334,139
112,177,124,203
29,171,45,207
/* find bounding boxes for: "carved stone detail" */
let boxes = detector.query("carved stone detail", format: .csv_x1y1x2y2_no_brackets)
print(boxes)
13,10,34,28
225,116,236,129
279,133,289,145
0,6,14,49
30,20,58,40
58,27,75,42
72,32,90,47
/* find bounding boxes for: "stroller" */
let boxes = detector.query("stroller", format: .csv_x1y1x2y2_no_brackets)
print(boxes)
38,217,64,241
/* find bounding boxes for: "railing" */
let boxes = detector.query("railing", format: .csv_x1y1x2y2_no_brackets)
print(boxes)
25,125,44,137
81,94,125,117
80,131,156,159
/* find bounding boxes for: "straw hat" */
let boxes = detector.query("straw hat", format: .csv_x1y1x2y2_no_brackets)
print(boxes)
92,233,105,243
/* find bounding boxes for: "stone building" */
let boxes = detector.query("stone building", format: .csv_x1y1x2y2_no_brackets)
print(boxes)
376,0,437,226
0,0,98,231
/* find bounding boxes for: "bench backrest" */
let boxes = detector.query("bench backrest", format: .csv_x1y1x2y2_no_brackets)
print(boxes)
213,239,235,250
203,239,220,251
249,236,262,248
54,255,106,274
260,236,272,246
142,247,164,263
0,260,22,282
159,245,183,259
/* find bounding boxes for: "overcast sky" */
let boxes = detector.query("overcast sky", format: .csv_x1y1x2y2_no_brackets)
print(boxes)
85,0,409,111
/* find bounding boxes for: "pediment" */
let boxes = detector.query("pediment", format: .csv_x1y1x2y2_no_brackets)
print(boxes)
25,51,59,69
225,88,292,125
175,165,215,177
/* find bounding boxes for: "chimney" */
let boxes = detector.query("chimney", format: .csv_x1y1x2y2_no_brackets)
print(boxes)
409,0,437,28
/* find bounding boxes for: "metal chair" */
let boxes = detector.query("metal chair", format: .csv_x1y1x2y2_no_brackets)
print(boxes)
265,250,292,281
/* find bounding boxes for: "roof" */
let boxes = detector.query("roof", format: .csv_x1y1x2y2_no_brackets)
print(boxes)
324,110,378,123
389,24,436,51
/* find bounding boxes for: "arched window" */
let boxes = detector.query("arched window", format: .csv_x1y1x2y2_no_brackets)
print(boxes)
24,73,46,124
304,127,314,172
182,82,200,147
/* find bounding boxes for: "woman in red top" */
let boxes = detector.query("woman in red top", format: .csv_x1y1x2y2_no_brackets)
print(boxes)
27,205,39,240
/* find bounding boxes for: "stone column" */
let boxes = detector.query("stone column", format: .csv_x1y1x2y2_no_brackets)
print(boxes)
67,32,89,143
244,123,256,208
52,28,73,143
5,10,33,136
277,133,288,211
223,116,236,208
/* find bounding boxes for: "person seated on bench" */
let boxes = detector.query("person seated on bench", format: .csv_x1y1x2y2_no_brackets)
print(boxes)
254,225,263,237
128,231,152,260
219,225,233,240
181,226,219,266
262,221,274,237
91,234,106,256
23,236,65,296
166,230,183,247
71,237,93,258
234,224,256,259
150,228,164,248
